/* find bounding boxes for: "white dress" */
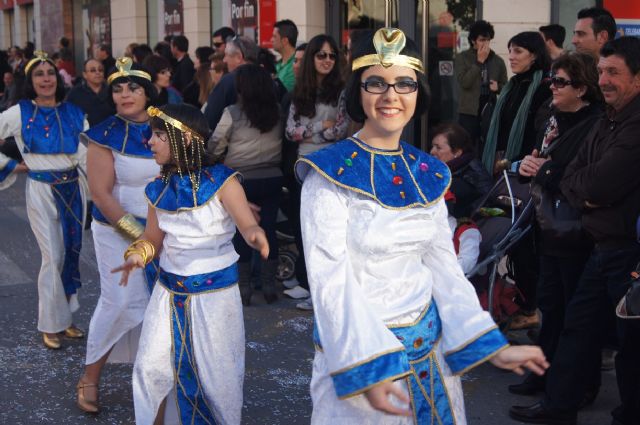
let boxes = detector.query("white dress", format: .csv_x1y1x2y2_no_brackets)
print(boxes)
133,166,244,425
297,138,507,425
82,116,160,364
0,102,88,333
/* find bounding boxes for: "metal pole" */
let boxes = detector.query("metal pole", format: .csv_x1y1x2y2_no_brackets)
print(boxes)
420,0,430,152
385,0,392,27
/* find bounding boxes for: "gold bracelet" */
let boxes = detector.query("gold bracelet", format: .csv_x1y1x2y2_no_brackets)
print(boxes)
115,213,145,241
124,239,156,266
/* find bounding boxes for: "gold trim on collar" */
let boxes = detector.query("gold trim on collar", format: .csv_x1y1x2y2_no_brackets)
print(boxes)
25,51,55,74
107,57,151,84
352,28,425,74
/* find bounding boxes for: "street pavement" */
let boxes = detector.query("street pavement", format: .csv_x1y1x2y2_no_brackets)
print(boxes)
0,175,617,425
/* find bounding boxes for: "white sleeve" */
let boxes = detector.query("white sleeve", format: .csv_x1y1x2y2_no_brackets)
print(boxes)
301,171,410,399
0,105,22,190
457,227,481,275
423,200,507,375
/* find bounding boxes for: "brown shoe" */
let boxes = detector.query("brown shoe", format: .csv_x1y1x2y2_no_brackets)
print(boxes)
64,325,85,339
43,333,61,349
76,379,99,413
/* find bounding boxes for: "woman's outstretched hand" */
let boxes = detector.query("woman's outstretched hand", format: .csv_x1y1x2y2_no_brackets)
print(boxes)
111,254,144,286
245,225,269,259
364,381,412,417
490,345,550,376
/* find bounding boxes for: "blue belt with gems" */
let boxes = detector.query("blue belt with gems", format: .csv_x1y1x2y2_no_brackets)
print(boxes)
158,263,239,425
391,303,454,425
313,302,455,424
28,167,83,296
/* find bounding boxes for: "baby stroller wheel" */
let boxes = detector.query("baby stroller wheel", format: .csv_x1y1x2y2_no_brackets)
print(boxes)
277,251,296,281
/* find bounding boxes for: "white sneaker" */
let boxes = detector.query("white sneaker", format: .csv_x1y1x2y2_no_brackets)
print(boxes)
296,298,313,311
283,285,310,299
282,277,300,289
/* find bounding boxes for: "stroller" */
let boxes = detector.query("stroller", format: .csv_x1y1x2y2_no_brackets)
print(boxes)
465,170,535,324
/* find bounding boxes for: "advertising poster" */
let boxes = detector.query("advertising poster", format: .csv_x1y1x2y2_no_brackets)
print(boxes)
603,0,640,38
231,0,258,41
164,0,184,36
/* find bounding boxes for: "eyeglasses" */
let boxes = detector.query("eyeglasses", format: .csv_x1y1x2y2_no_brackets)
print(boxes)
550,76,574,89
315,51,337,61
112,82,144,94
86,67,104,73
361,80,419,94
213,42,223,48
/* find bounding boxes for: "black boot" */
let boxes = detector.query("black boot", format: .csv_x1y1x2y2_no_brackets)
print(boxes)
238,261,252,306
261,259,279,304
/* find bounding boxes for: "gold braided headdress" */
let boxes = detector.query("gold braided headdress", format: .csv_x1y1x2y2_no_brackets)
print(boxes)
25,51,55,74
352,28,424,74
107,57,152,84
147,106,206,200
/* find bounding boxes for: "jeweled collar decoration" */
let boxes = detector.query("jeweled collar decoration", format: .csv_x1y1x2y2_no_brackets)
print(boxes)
107,57,152,84
25,50,55,74
295,137,450,209
352,28,425,74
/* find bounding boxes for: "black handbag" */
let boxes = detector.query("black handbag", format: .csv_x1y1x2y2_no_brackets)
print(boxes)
530,183,584,249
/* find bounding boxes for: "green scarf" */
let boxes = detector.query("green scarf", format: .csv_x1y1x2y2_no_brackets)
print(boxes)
481,69,543,173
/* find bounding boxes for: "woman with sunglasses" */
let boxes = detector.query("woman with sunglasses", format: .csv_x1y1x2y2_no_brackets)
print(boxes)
0,52,88,350
511,52,603,398
285,34,350,308
295,28,548,424
75,58,160,414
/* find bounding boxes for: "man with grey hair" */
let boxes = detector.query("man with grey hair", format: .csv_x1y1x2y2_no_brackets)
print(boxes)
204,36,258,130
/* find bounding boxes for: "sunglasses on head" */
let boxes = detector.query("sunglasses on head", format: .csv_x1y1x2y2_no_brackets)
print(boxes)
550,75,575,89
315,51,337,61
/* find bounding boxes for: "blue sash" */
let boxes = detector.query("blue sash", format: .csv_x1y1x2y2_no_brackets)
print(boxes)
28,167,83,296
158,263,239,425
390,303,455,425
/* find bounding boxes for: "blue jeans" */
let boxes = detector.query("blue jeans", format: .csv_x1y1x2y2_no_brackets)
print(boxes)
544,243,640,420
233,176,282,262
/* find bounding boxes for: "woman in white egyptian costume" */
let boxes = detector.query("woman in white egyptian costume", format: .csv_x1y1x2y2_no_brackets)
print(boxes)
113,103,269,425
76,58,160,414
0,51,88,350
294,28,549,424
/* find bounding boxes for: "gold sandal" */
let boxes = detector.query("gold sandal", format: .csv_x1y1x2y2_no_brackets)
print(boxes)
64,325,85,339
76,380,100,413
43,333,61,349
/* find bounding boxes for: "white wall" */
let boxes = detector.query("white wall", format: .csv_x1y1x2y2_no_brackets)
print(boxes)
277,0,325,44
483,0,552,76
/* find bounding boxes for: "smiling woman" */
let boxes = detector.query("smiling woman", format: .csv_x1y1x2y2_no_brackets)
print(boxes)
0,51,88,351
294,28,549,425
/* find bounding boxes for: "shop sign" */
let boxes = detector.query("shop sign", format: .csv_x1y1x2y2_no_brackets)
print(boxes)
259,0,276,47
164,0,184,36
0,0,14,11
231,0,258,40
439,61,454,77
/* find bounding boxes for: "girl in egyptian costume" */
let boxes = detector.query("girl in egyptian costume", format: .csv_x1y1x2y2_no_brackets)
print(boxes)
0,51,88,350
113,103,268,425
294,28,549,424
76,57,160,413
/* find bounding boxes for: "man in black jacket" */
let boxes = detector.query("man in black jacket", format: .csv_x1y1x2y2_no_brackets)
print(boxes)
510,36,640,425
170,35,194,94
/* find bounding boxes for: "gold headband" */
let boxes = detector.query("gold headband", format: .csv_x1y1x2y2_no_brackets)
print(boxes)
147,106,202,138
25,51,55,74
352,28,424,74
107,57,151,84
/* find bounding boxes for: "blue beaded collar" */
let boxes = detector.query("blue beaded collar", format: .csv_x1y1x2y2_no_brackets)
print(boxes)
19,100,84,155
295,137,451,209
145,164,238,212
83,115,153,158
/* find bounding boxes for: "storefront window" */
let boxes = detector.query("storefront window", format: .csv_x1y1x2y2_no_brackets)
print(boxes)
72,0,110,63
147,0,184,47
554,0,598,48
340,0,398,46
